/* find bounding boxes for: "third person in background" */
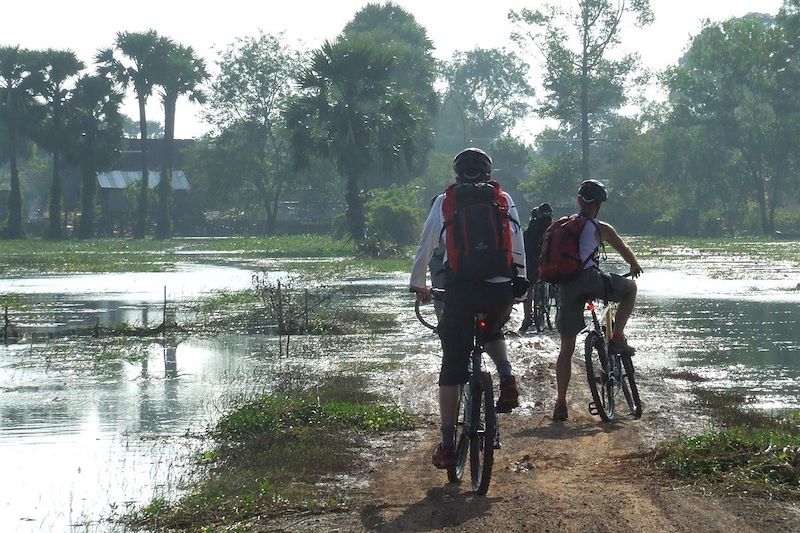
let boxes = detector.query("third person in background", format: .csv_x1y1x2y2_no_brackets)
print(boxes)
519,202,553,333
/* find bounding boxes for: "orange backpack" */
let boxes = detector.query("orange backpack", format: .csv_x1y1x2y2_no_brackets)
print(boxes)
538,215,598,283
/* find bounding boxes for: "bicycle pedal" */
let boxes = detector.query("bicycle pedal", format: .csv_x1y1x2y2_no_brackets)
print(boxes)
588,402,599,416
493,431,502,450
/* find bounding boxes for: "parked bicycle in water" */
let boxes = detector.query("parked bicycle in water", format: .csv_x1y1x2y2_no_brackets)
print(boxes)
531,280,558,332
415,290,498,495
583,276,642,421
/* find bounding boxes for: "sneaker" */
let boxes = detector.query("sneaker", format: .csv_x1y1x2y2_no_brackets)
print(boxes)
496,375,520,413
608,337,636,357
518,318,533,333
553,401,568,421
431,443,457,469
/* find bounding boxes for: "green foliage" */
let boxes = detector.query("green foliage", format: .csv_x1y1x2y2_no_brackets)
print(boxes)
365,183,423,246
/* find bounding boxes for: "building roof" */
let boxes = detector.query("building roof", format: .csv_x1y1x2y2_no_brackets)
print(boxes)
96,170,190,190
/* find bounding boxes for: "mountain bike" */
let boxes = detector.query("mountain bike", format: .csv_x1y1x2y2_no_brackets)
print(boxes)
415,291,497,495
532,280,558,332
583,292,642,422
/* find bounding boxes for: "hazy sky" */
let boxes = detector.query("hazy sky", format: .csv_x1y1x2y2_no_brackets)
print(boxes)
0,0,785,139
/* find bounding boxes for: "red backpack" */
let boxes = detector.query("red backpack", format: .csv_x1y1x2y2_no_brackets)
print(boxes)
538,215,598,283
441,181,516,281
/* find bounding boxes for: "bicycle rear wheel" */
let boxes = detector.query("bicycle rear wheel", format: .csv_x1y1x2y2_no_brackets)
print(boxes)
585,332,614,421
469,372,495,495
533,283,547,332
447,387,469,482
620,354,642,418
546,285,558,330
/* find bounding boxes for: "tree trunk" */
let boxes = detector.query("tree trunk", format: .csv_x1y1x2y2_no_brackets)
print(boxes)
6,109,23,239
345,172,366,244
752,171,770,235
48,96,63,240
134,97,150,239
157,95,176,240
78,157,96,239
580,10,591,182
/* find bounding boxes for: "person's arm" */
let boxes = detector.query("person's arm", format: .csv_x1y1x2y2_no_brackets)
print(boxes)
410,196,444,300
598,221,643,277
506,194,526,280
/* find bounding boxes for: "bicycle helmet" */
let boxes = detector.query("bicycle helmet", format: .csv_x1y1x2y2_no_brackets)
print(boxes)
536,203,553,217
578,179,608,203
452,148,492,182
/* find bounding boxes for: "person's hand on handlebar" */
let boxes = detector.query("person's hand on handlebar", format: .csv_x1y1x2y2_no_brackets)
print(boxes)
628,263,643,279
410,285,432,303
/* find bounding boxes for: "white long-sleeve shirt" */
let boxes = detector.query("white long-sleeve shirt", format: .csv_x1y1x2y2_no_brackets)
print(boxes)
410,190,526,288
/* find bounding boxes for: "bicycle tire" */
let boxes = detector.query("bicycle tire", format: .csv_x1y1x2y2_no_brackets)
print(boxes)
547,286,559,331
620,354,642,418
584,332,614,421
469,371,495,495
533,283,547,333
447,387,469,482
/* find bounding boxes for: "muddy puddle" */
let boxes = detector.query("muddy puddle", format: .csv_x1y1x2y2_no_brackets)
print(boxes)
1,244,799,530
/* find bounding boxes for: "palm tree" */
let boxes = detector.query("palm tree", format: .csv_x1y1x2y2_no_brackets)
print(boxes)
63,75,123,239
96,30,161,238
154,39,207,239
38,49,85,239
288,35,420,245
0,46,42,239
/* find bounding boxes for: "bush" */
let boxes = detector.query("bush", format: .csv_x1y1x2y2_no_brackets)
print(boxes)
365,184,423,246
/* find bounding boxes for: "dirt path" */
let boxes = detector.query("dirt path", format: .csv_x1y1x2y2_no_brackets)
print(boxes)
262,351,800,533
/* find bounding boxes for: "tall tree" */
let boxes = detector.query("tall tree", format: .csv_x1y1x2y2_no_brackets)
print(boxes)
440,48,534,148
204,32,302,234
511,0,653,180
63,75,123,239
288,35,421,244
154,39,207,239
665,14,786,234
0,46,42,238
342,2,437,184
37,49,84,239
96,30,162,238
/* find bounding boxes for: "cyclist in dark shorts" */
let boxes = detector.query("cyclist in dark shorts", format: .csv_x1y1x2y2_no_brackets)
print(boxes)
519,203,553,332
410,148,526,469
553,180,643,421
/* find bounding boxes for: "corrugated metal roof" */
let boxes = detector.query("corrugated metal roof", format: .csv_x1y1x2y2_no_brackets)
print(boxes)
96,170,190,190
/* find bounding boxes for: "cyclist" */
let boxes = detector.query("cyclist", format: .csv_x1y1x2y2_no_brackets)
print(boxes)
553,179,643,421
519,203,553,333
428,196,446,321
410,147,527,469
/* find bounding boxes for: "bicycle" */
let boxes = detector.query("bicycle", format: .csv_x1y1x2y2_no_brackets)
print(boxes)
583,284,642,422
415,290,497,495
532,280,558,332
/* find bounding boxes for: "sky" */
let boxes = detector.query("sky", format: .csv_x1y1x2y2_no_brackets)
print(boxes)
0,0,786,139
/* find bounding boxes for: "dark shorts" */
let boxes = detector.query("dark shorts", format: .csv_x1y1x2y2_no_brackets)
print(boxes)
437,280,513,386
556,269,632,339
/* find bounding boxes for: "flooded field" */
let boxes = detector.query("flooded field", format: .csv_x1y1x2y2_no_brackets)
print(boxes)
1,240,799,531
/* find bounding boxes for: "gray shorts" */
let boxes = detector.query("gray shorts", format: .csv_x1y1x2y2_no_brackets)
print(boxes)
556,269,632,338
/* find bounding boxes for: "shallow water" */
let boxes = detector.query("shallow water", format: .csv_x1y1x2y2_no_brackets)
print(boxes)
1,245,799,530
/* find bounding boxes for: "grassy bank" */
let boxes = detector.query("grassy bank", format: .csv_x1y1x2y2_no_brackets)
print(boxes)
124,372,417,531
654,382,800,498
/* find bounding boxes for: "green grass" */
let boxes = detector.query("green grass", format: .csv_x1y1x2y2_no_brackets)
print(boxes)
654,388,800,498
629,235,800,265
124,371,418,530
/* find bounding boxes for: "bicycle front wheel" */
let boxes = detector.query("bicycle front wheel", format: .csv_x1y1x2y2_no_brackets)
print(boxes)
585,332,614,421
469,372,495,495
533,283,547,332
620,354,642,418
447,387,469,483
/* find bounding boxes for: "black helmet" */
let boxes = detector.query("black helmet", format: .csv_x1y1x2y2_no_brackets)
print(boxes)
578,179,608,203
537,202,553,217
453,148,492,181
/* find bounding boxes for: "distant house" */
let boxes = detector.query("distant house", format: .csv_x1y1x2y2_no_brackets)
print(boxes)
97,138,195,234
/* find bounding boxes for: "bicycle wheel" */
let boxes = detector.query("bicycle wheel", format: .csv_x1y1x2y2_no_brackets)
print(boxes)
546,285,558,330
584,332,615,421
468,372,495,495
447,387,470,482
620,354,642,418
533,283,547,332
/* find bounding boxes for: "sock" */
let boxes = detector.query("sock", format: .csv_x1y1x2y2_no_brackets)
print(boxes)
440,424,455,448
494,360,512,378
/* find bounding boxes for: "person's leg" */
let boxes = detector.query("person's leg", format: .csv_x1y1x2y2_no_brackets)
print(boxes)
439,384,460,447
519,286,533,331
612,279,637,339
556,335,577,404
